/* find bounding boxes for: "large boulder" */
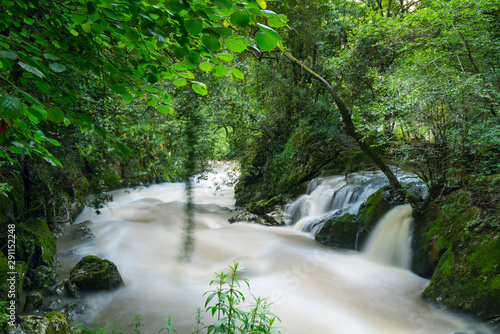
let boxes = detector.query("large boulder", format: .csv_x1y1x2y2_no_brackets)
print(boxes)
69,255,124,292
414,190,500,325
315,213,359,249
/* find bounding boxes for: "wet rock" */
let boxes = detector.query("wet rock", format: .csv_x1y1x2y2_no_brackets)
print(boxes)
59,302,88,321
8,311,70,334
15,218,56,270
75,226,94,239
415,190,500,325
65,280,80,298
31,266,56,291
357,186,392,246
263,210,287,226
24,291,44,312
69,255,124,292
315,213,359,250
229,211,260,223
77,219,93,225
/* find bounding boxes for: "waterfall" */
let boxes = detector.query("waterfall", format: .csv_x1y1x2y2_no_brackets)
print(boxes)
55,166,491,334
283,170,426,235
362,205,414,269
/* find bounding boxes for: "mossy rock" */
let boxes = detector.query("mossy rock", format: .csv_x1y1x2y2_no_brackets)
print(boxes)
246,195,283,215
70,255,124,291
315,213,359,250
0,252,28,304
9,311,70,334
31,265,57,292
357,186,392,246
414,190,500,323
24,291,44,312
15,218,56,270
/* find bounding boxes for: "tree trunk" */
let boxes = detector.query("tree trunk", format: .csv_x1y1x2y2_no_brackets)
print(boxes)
282,50,416,202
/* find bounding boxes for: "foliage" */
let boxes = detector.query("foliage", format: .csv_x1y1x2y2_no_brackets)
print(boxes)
328,0,500,199
203,262,281,334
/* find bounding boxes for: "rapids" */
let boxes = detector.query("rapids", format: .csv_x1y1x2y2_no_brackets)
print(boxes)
56,167,490,334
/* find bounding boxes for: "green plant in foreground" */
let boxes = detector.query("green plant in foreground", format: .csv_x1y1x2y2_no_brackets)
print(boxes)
73,263,280,334
203,262,281,334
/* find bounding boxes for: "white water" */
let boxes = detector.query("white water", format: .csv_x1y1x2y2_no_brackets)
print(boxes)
284,170,424,234
56,168,489,334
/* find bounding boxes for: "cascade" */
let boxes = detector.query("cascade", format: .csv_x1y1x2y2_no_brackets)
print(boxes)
55,166,490,334
284,170,425,235
362,204,414,269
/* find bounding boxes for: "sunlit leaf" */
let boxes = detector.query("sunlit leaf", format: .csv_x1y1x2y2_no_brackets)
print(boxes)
191,81,208,96
229,68,244,79
216,53,234,62
173,78,188,86
18,61,45,78
49,62,66,73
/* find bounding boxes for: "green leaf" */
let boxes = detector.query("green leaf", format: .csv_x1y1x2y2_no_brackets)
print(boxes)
230,11,250,28
224,35,248,52
49,62,66,73
121,92,134,103
268,16,287,28
124,29,139,43
86,1,96,14
212,0,232,9
27,106,47,120
47,137,61,146
256,23,281,42
18,61,45,78
229,67,244,79
256,0,266,9
81,21,92,33
255,32,277,51
47,107,65,123
199,62,213,72
212,65,228,77
116,141,133,156
0,50,17,60
216,53,234,62
0,95,22,118
146,72,158,84
209,26,232,37
24,17,35,25
158,105,174,114
173,78,187,86
202,35,221,51
71,12,88,25
191,81,208,96
185,19,203,36
111,85,128,95
43,53,60,60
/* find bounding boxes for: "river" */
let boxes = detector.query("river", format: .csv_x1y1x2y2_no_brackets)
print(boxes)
56,166,490,334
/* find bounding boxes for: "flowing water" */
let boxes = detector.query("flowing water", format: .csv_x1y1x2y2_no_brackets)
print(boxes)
57,167,490,334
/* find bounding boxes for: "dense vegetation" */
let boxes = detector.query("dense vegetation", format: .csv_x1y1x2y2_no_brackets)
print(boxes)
1,0,499,332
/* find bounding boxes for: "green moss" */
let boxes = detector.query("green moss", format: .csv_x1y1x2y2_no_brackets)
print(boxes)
315,213,359,249
70,255,124,291
357,186,391,231
416,190,500,323
16,218,56,269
